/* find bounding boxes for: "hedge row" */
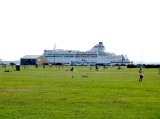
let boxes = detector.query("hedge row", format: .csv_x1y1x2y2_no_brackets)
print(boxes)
127,64,160,68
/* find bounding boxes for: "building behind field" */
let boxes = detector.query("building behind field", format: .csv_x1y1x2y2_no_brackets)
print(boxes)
20,55,47,65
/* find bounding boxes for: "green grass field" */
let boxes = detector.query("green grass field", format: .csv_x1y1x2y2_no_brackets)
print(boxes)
0,65,160,119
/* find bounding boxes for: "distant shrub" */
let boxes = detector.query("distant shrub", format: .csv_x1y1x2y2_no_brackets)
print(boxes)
10,62,16,65
145,64,160,68
127,64,160,68
127,64,137,68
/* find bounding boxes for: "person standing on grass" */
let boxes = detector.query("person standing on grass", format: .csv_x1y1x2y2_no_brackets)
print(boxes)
139,68,143,82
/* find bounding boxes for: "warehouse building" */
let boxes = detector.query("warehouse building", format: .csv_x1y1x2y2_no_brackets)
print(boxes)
20,55,47,65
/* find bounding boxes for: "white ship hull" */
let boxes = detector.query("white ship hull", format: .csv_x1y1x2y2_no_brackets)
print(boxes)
43,42,132,65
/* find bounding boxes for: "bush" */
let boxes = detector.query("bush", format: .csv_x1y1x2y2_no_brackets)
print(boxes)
127,64,137,68
145,64,160,68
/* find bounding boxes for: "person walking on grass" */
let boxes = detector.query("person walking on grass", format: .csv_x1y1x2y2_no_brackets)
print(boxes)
139,68,143,82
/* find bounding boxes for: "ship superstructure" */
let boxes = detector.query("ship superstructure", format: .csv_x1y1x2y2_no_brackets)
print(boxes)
43,42,132,65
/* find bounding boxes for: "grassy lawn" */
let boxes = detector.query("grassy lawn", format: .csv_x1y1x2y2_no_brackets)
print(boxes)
0,65,160,119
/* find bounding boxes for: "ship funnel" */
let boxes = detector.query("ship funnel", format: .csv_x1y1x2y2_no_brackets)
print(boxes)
89,42,106,53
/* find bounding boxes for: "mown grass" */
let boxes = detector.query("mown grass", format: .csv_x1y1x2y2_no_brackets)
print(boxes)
0,65,160,119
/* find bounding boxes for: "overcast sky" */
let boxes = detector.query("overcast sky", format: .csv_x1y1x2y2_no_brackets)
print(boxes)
0,0,160,63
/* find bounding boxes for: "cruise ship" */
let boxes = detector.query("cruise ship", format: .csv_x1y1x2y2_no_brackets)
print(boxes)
43,42,132,65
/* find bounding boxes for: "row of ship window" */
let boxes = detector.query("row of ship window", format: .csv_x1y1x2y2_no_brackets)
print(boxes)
45,54,97,57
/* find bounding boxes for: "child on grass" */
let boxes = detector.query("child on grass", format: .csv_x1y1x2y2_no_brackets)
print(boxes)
139,68,143,82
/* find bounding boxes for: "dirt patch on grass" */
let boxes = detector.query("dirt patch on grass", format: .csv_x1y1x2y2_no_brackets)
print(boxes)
5,88,30,92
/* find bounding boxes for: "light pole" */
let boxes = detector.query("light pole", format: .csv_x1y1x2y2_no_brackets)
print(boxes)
141,51,143,68
0,57,2,65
